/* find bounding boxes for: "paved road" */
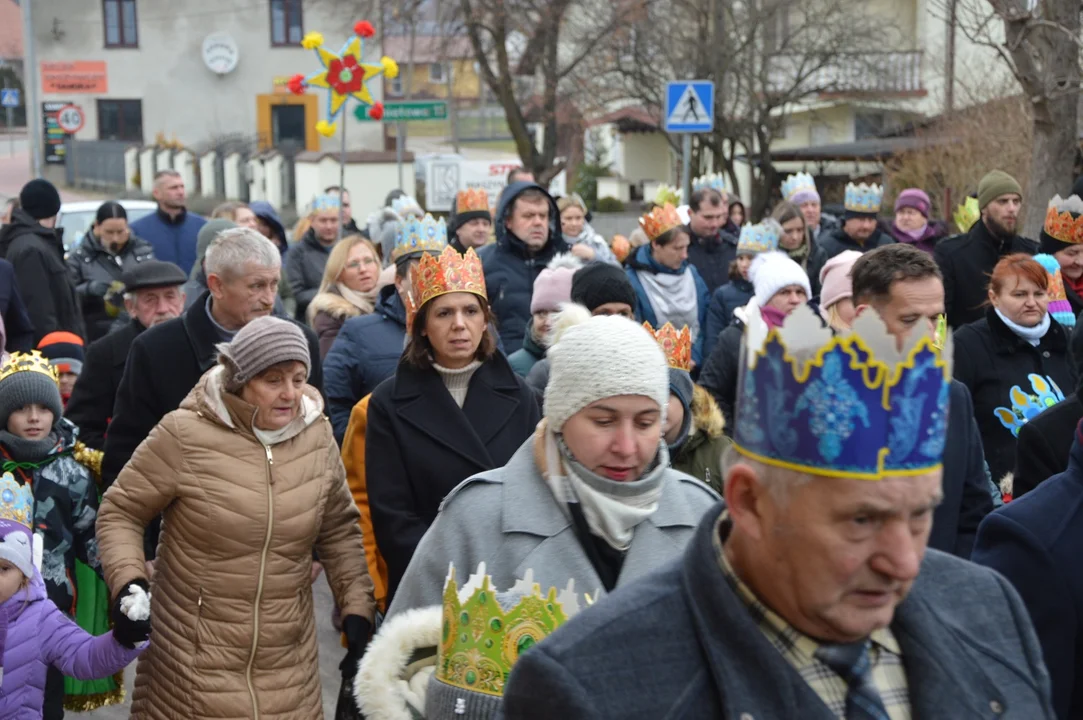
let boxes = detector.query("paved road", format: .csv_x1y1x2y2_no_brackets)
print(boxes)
84,573,347,718
0,140,97,206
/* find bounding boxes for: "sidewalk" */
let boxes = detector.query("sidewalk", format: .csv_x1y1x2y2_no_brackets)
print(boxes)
0,146,99,205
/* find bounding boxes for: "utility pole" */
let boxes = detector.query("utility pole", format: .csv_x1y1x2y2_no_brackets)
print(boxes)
945,0,957,114
20,0,42,176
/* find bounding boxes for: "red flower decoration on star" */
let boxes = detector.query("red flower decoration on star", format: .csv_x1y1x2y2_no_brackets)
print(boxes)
287,73,306,95
369,103,385,120
328,56,364,95
354,21,376,38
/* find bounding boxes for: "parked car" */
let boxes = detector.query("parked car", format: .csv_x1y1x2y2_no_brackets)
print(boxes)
57,200,157,251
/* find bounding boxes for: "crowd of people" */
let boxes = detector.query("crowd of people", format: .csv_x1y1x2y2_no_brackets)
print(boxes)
1,158,1083,720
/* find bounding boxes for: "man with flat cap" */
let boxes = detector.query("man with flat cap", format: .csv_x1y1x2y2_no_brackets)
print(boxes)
65,260,187,450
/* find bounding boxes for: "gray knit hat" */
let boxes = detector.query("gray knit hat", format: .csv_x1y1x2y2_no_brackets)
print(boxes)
0,351,64,431
425,675,502,720
216,317,310,392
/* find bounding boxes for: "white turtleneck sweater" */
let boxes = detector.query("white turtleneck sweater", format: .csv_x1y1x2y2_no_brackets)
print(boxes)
433,359,482,408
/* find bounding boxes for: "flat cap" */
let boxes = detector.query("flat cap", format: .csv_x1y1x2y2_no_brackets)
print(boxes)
121,260,188,292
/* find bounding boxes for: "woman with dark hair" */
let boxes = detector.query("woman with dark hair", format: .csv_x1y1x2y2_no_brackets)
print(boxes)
365,244,540,606
771,200,828,297
728,199,747,229
65,201,154,342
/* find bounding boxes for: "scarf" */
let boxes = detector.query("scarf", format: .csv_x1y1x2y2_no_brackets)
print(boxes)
636,267,700,342
0,430,62,467
893,221,929,245
543,428,667,551
760,304,789,329
784,239,810,266
335,283,378,316
1066,273,1083,299
995,307,1049,347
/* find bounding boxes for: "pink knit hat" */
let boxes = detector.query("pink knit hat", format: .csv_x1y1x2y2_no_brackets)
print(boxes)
530,254,582,313
894,188,931,218
818,250,863,310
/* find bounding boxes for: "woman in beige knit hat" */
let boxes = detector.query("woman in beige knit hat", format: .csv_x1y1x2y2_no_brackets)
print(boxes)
96,315,376,720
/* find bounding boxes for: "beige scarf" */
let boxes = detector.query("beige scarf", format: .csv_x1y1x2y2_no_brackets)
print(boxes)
335,282,378,316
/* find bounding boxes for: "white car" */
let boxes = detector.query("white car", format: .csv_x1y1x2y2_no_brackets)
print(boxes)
57,199,158,251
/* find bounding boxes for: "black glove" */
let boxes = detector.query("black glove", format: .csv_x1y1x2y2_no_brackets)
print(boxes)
86,280,111,298
111,578,151,649
339,614,372,680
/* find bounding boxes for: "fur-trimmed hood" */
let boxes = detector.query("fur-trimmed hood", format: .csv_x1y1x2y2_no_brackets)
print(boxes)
355,606,442,720
307,288,364,323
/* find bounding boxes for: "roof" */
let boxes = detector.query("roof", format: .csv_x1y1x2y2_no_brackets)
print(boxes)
0,0,22,59
381,35,474,63
765,135,953,162
295,150,417,163
588,106,660,133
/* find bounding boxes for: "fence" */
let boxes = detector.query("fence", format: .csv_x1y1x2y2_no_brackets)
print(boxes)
65,140,131,191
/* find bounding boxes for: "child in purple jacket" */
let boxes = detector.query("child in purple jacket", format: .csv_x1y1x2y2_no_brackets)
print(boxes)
0,472,148,719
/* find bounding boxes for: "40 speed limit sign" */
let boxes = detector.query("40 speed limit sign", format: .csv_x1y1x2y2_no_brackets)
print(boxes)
56,104,85,134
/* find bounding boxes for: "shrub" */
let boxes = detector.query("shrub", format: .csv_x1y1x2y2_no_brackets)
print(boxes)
597,196,625,212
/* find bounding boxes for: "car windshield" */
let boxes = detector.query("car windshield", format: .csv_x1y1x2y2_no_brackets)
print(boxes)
59,206,155,251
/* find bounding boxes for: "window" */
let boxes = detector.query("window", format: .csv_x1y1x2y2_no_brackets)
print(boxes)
429,63,446,83
103,0,138,48
98,99,143,142
388,76,403,96
270,0,304,46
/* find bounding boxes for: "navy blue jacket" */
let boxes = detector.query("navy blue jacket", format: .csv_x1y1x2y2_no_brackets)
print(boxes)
0,257,34,351
129,208,206,276
324,285,408,444
703,276,751,360
626,244,710,366
685,227,738,295
973,424,1083,719
504,503,1055,720
482,182,569,354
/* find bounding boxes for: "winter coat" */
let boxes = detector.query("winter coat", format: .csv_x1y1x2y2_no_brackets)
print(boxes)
884,219,949,254
626,245,710,366
66,231,155,342
953,307,1077,485
64,319,143,451
699,315,745,431
128,208,206,276
308,287,368,360
507,317,546,376
97,367,376,720
703,274,752,360
934,220,1039,328
483,182,569,353
0,209,86,342
972,432,1083,719
792,241,830,300
387,431,719,619
0,258,34,352
325,285,407,444
564,223,618,266
503,502,1056,720
685,227,738,295
286,228,334,321
670,388,730,494
1013,395,1083,499
816,224,895,260
0,572,141,720
367,352,540,606
0,419,101,615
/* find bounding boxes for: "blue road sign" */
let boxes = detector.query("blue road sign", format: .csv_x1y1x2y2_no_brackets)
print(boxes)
0,89,19,108
665,81,714,133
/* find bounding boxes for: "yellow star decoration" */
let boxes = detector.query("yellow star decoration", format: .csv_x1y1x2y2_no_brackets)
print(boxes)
306,36,384,119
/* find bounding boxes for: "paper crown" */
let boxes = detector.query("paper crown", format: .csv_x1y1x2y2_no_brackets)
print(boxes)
734,304,953,480
391,213,448,264
781,172,818,203
844,183,883,214
1034,253,1075,328
406,246,487,331
436,563,581,697
692,173,726,194
0,473,33,531
653,184,682,207
311,193,341,212
994,374,1065,438
953,197,980,233
392,195,424,219
0,351,59,386
643,322,692,372
1042,194,1083,246
456,188,490,214
640,203,683,242
737,219,781,256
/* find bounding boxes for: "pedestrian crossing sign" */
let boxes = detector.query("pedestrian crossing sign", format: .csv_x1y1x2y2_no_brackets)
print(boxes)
665,81,714,133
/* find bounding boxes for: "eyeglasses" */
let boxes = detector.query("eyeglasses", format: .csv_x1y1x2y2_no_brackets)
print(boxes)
346,258,377,270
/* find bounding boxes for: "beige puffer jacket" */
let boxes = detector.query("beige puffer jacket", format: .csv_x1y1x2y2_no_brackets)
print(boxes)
97,366,376,720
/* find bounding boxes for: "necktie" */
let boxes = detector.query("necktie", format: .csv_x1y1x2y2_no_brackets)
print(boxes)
814,640,891,720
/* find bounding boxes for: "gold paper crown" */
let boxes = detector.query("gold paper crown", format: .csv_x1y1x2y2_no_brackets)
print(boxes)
456,188,490,214
953,197,979,233
0,351,59,386
1043,195,1083,245
639,203,682,242
643,322,692,372
406,246,488,332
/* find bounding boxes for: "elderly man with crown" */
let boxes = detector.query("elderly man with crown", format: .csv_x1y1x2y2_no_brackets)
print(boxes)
817,182,895,260
502,298,1055,719
449,188,493,254
782,171,840,242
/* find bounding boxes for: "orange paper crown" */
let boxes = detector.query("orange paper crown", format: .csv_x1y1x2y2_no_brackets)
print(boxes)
643,322,692,372
639,203,682,242
1044,200,1083,245
456,188,490,214
407,246,488,331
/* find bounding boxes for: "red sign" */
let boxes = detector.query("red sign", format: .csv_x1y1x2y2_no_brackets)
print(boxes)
41,61,108,94
55,104,85,134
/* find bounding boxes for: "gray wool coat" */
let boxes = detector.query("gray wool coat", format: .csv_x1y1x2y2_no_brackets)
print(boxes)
386,440,720,617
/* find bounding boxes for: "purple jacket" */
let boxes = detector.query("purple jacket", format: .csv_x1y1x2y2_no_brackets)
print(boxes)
0,573,142,718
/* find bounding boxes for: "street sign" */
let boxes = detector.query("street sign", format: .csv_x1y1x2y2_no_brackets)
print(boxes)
664,81,714,133
55,104,85,134
354,100,449,123
0,89,19,108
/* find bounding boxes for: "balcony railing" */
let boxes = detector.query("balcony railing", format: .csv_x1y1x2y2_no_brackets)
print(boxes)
767,51,924,97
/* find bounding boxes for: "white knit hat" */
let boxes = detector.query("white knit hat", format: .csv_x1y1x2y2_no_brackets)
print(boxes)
749,251,812,307
544,315,669,431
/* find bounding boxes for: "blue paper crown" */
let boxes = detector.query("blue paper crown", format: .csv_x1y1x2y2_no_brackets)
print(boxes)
392,195,424,218
311,194,341,212
781,172,817,202
737,220,781,256
0,473,33,531
994,374,1064,437
692,173,726,194
392,213,448,263
844,183,883,214
733,305,953,480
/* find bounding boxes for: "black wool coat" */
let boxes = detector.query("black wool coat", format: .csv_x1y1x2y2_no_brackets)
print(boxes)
66,231,155,342
64,318,144,450
953,307,1077,486
685,227,738,295
365,351,540,605
1013,395,1083,499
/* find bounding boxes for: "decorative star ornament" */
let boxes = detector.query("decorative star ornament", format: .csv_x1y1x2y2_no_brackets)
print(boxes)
288,21,399,137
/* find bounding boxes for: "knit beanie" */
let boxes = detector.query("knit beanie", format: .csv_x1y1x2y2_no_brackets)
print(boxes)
0,351,63,432
1034,254,1075,328
193,219,237,280
18,179,61,220
216,316,311,392
569,262,636,313
545,315,669,431
894,188,931,218
977,170,1022,210
530,254,581,313
37,331,85,375
749,251,812,307
668,367,694,449
818,250,862,310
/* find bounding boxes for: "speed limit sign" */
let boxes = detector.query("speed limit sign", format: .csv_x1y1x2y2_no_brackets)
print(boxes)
56,104,85,134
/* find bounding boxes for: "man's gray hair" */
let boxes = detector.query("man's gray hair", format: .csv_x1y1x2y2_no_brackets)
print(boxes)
720,444,812,505
205,227,281,278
